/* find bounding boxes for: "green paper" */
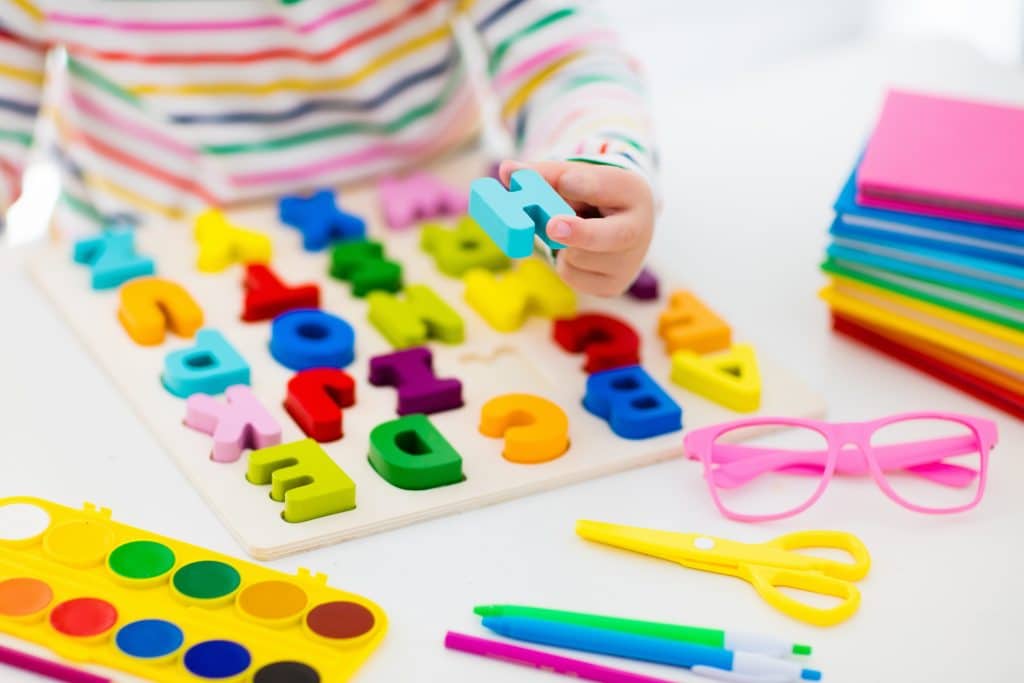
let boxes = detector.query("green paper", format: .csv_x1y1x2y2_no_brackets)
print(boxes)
822,258,1024,332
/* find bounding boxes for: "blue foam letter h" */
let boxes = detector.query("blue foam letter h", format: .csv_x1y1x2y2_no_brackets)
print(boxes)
469,169,574,258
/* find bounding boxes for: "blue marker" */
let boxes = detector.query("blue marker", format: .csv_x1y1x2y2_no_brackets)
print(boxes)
482,617,821,682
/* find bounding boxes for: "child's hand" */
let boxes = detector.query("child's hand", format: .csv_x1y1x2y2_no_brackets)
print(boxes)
499,160,655,297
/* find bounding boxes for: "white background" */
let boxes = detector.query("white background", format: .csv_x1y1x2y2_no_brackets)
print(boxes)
2,7,1024,683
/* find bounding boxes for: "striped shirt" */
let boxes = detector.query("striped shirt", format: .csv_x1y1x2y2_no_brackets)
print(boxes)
0,0,655,233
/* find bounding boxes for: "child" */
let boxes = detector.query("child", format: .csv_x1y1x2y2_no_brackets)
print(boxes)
0,0,656,295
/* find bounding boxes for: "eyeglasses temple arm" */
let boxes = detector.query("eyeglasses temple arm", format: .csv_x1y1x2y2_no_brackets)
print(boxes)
871,436,981,488
707,436,979,488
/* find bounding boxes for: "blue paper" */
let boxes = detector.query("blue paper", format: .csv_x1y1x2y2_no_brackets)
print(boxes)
827,240,1024,302
833,168,1024,266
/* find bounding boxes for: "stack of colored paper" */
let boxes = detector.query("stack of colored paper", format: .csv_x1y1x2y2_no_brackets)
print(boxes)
820,89,1024,418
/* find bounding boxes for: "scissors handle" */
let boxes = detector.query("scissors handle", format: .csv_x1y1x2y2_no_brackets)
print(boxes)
745,564,862,627
741,530,870,627
766,530,871,581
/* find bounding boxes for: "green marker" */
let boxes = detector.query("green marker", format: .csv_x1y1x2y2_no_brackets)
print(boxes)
474,605,812,657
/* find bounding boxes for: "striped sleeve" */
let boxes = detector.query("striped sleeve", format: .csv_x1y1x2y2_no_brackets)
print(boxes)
463,0,657,184
0,3,46,214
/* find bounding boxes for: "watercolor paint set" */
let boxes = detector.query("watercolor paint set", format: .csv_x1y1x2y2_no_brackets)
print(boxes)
0,496,386,682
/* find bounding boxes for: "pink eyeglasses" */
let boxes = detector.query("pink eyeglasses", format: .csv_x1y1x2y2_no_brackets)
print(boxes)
683,412,997,522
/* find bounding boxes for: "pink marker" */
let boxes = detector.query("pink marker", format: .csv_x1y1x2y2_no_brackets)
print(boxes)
444,631,677,683
0,643,110,683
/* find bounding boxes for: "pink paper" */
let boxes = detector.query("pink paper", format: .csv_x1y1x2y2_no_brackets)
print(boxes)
857,89,1024,230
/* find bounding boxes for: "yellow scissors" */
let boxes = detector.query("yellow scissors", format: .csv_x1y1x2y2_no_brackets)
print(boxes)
576,520,871,627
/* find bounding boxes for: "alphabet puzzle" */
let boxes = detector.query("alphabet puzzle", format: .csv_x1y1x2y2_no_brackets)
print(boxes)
33,156,824,559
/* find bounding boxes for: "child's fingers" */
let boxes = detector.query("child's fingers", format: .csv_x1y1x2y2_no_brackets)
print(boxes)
556,258,624,297
500,160,648,210
498,160,592,214
548,214,640,253
560,248,641,295
553,165,648,209
558,246,612,273
498,159,565,187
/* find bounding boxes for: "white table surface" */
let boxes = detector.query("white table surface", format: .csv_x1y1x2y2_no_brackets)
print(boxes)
2,38,1022,683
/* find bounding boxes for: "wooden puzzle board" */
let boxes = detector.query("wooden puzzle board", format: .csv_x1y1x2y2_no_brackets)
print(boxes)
28,154,826,560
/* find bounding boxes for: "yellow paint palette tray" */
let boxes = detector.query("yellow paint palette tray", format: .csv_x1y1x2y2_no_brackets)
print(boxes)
0,496,387,682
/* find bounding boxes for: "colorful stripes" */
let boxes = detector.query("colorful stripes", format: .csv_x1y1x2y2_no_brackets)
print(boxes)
487,7,577,75
66,32,458,126
60,190,110,226
49,12,282,32
542,91,651,149
78,136,214,206
0,95,39,118
599,131,647,153
86,173,185,220
502,52,581,118
0,0,656,233
475,0,528,32
167,46,458,125
48,0,372,34
127,24,451,95
53,72,470,198
565,155,631,169
0,27,48,52
65,56,465,159
203,64,465,155
56,84,472,206
10,0,43,23
495,31,614,89
0,157,21,199
0,63,44,86
0,129,32,146
55,0,440,65
233,85,475,186
299,0,376,35
53,109,216,206
566,153,638,170
70,90,197,158
67,59,140,107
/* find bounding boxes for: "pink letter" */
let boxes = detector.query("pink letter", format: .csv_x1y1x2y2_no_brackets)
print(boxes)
185,385,282,462
378,172,468,230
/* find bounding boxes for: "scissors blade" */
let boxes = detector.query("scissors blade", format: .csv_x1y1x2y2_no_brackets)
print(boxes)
576,520,696,564
576,521,816,578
